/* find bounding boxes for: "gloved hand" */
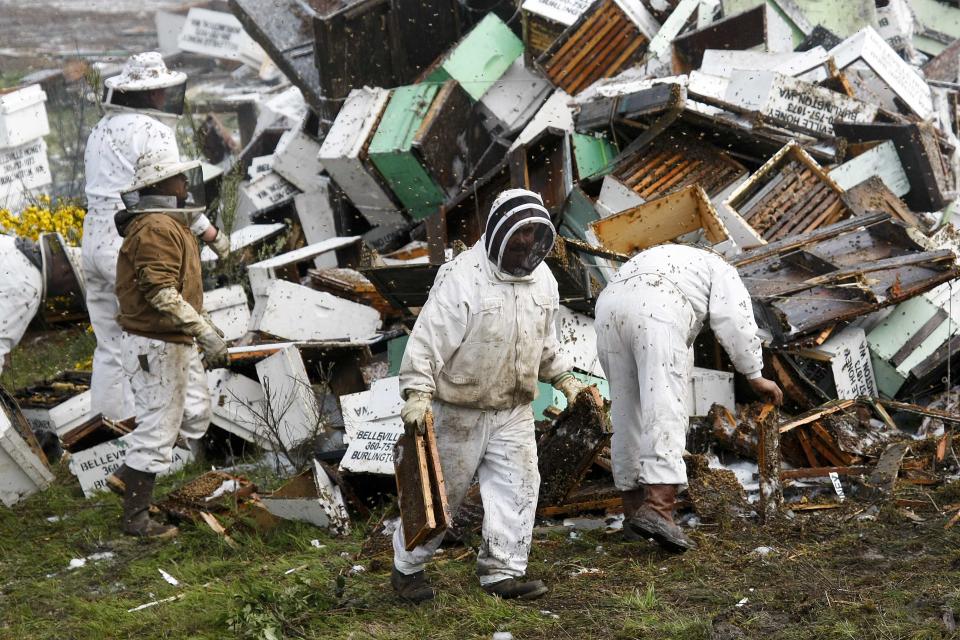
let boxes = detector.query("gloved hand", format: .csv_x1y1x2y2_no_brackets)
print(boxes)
207,229,231,261
196,322,229,369
147,287,229,369
552,372,586,405
401,390,432,436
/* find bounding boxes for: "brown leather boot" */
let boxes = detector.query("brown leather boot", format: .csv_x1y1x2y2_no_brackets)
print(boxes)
626,484,696,553
121,467,178,540
620,489,646,541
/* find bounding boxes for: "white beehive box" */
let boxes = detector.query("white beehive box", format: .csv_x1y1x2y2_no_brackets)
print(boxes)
0,138,52,209
0,85,49,149
339,376,404,475
203,285,250,342
19,390,95,437
0,410,54,507
255,280,381,342
207,369,267,445
318,86,405,227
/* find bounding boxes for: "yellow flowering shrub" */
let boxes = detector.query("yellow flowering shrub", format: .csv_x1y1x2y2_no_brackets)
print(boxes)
0,195,86,246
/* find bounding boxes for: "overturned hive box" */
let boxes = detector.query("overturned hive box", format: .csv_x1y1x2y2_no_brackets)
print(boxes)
609,126,748,202
725,141,852,243
590,184,730,254
537,0,654,96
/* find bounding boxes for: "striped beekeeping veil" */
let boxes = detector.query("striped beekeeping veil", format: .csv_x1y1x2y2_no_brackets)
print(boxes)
484,188,556,277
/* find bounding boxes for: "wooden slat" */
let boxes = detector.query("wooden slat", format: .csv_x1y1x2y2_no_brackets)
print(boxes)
423,412,451,529
780,465,869,480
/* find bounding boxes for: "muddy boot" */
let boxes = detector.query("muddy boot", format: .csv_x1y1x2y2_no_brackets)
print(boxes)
106,464,132,496
483,577,549,600
391,567,435,603
122,467,178,540
626,484,696,553
620,488,646,542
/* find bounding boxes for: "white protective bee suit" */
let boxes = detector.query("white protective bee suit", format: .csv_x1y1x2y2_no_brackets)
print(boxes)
83,53,213,420
595,244,764,489
0,236,42,375
393,190,574,587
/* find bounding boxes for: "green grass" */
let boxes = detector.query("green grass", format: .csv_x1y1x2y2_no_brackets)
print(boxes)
3,330,960,638
3,464,960,640
1,324,96,390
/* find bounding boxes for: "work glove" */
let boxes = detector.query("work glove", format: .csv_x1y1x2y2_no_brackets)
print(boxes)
207,229,231,261
195,322,229,369
147,287,228,369
401,390,432,436
551,371,586,406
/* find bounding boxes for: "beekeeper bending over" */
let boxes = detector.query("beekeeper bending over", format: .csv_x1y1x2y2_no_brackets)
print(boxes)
83,52,230,422
105,150,227,539
393,189,587,603
595,244,782,553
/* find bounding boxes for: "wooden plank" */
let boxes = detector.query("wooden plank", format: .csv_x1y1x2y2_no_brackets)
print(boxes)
778,399,856,433
757,404,782,523
423,412,451,529
780,465,869,480
878,399,960,425
867,441,911,498
537,497,622,517
795,428,821,467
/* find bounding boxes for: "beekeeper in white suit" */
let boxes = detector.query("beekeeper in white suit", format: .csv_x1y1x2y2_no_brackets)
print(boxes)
104,150,227,539
0,236,42,375
595,244,782,553
83,52,230,421
392,188,588,603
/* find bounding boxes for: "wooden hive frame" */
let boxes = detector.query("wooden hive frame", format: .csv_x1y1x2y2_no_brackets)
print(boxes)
724,141,852,242
537,0,650,96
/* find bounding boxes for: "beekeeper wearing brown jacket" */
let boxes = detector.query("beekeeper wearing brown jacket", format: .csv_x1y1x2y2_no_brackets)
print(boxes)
105,149,227,539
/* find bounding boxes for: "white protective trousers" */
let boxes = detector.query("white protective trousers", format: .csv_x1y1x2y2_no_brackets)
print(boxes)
121,332,211,474
83,210,135,420
595,275,695,489
0,239,42,374
393,400,540,585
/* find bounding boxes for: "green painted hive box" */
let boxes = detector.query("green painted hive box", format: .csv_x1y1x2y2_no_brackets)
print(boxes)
424,13,524,101
368,83,446,221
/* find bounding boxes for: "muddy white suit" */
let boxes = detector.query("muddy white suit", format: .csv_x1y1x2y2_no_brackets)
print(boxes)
83,53,213,421
393,201,574,587
0,236,42,375
595,244,764,489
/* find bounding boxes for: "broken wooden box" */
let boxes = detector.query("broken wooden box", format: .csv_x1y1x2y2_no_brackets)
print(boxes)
261,459,351,534
724,141,852,243
734,213,960,343
537,0,657,96
64,415,191,498
14,370,93,436
590,184,732,255
0,389,53,507
521,0,592,61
